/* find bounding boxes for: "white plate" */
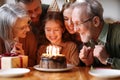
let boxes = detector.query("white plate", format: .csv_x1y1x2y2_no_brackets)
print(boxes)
89,68,120,78
0,68,30,77
33,64,74,72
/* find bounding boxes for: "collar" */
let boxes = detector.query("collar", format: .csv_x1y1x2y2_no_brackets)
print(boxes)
98,23,109,45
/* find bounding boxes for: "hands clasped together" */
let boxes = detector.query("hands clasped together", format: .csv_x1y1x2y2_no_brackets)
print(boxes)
79,44,109,66
10,42,24,55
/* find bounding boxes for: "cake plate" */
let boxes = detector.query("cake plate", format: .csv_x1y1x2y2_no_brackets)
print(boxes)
0,68,30,77
33,64,74,72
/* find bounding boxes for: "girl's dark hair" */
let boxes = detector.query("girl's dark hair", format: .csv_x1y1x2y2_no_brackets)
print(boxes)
41,11,71,45
43,11,65,32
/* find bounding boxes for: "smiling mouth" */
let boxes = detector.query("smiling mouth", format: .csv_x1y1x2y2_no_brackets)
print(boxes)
49,36,57,40
68,26,74,29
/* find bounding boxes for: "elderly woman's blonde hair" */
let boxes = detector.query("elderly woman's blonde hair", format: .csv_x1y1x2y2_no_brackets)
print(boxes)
0,3,29,52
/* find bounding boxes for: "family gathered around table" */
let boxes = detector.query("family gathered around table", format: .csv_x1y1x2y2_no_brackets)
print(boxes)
0,0,120,79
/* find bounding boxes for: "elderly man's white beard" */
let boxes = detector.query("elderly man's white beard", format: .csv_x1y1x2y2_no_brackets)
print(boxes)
80,33,91,43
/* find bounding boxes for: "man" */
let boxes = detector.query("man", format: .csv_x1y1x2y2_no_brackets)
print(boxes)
15,0,49,66
72,0,120,69
15,0,49,46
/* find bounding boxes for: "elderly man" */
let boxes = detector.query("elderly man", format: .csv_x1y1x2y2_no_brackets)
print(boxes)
72,0,120,69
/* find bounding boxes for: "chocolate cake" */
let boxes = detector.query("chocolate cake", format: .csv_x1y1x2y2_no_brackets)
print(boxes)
40,54,67,69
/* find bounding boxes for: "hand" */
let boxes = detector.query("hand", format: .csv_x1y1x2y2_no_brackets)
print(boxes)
93,45,109,65
79,46,94,66
10,42,24,55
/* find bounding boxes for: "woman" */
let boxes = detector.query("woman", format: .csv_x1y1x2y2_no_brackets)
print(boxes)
62,2,87,66
0,3,37,67
62,2,82,50
0,3,31,54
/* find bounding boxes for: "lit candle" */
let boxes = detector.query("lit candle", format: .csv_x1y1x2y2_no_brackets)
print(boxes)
52,46,56,56
57,47,59,55
49,45,52,56
46,45,60,56
46,47,49,54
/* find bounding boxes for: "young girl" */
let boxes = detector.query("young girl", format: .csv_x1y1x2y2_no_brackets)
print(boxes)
37,12,80,66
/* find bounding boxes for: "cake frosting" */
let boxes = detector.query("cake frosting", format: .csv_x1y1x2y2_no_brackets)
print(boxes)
40,53,67,69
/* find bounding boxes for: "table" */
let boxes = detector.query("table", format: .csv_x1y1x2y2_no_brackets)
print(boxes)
0,66,120,80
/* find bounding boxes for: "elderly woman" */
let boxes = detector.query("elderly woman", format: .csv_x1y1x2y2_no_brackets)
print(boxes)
0,3,30,54
0,3,37,67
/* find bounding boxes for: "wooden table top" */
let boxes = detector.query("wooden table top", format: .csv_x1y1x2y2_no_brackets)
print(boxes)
0,66,120,80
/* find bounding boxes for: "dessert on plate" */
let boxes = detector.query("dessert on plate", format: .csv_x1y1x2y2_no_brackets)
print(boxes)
40,45,67,69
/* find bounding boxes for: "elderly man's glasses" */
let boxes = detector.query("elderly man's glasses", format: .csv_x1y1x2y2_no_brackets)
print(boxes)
74,17,94,31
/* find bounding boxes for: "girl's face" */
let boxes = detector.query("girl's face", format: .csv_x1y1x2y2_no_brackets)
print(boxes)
45,20,63,45
63,8,75,34
13,17,30,39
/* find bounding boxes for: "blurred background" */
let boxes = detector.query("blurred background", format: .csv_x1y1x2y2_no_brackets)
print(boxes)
0,0,120,23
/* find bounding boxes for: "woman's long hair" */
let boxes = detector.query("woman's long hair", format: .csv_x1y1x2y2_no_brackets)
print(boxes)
0,4,28,53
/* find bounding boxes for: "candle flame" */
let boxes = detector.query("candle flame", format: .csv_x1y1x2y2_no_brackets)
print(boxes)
46,45,60,56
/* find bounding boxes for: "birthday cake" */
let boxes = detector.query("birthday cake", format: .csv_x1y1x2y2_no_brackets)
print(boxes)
39,45,67,69
40,54,66,69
